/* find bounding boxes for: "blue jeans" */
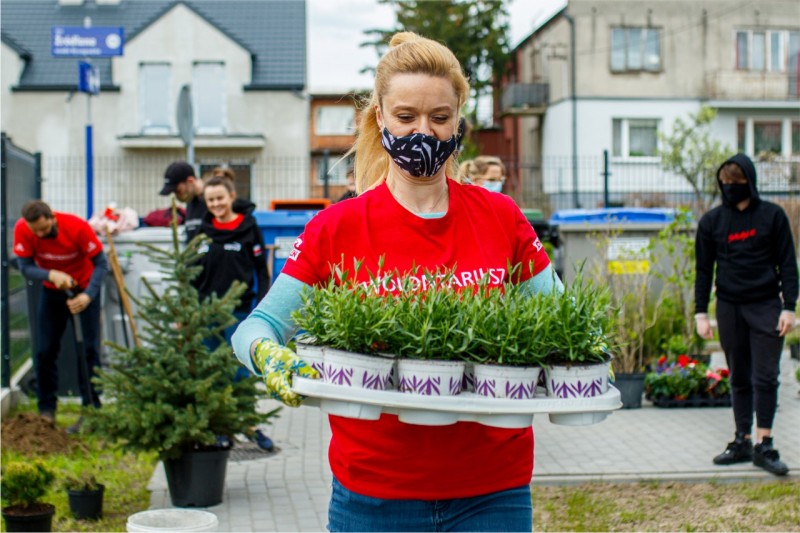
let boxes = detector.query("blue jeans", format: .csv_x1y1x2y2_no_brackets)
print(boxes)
203,311,251,382
36,287,103,412
327,477,532,532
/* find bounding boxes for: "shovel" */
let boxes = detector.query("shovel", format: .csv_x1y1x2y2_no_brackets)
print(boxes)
65,288,95,413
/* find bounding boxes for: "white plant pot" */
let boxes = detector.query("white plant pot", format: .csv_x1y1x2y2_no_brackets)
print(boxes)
295,342,325,379
461,362,475,392
545,361,610,399
396,359,464,396
323,348,394,390
473,363,541,399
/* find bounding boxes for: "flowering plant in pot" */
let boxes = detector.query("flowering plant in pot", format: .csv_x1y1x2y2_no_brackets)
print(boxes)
644,354,731,407
1,460,56,532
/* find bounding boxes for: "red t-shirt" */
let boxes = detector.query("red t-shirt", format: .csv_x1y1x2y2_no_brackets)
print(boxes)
13,211,103,290
282,180,551,500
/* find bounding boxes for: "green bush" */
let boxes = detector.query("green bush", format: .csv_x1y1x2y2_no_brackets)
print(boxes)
1,461,55,508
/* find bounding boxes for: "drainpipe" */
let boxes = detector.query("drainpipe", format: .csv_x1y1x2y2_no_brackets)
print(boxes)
563,11,580,208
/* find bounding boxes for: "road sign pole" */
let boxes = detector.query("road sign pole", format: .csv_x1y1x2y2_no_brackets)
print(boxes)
85,60,94,219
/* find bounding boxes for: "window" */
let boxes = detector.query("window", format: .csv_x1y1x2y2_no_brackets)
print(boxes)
612,118,659,158
315,155,352,185
735,29,797,72
610,27,661,72
315,106,355,136
793,122,800,154
192,62,225,134
139,63,170,134
753,121,782,155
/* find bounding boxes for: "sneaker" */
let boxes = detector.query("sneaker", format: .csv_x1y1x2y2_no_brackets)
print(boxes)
40,410,55,423
67,416,84,435
753,438,789,476
713,434,753,465
252,429,274,451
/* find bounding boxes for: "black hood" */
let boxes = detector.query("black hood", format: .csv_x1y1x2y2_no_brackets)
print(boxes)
717,153,760,208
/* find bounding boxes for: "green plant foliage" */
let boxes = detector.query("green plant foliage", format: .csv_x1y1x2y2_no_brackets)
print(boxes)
61,471,101,492
785,328,800,346
1,460,55,508
88,202,277,460
658,106,735,213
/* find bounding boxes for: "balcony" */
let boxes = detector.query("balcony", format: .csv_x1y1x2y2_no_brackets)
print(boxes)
704,70,799,101
501,83,549,115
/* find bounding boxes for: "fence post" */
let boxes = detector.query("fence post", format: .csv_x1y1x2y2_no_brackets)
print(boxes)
603,149,610,208
1,133,9,387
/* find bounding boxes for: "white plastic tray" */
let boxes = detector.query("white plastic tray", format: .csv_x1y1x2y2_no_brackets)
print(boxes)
292,377,622,428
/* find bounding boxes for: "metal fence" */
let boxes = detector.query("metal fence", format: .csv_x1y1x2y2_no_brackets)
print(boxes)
29,151,800,224
1,133,41,388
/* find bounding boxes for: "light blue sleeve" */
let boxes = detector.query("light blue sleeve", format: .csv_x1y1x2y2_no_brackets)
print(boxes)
231,273,309,374
520,264,564,297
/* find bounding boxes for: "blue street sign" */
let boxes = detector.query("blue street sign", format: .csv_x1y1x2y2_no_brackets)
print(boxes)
78,61,100,95
51,26,124,57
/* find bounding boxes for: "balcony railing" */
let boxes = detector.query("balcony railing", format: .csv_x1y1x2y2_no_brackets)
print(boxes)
501,83,549,115
704,70,800,100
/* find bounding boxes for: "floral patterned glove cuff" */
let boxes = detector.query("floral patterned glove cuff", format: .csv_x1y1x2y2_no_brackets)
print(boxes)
254,339,319,407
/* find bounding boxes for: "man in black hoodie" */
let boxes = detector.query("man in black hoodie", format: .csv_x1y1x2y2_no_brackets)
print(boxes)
695,153,797,476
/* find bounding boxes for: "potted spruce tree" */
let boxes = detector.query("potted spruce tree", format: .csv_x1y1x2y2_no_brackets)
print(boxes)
1,460,56,532
88,204,277,507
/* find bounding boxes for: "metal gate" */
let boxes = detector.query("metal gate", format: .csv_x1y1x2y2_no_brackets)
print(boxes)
1,132,41,387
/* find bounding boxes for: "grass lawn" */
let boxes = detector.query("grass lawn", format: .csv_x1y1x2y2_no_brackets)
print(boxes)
1,401,157,532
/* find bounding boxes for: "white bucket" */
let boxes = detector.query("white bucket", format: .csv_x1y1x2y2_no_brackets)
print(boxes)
126,509,219,532
473,363,541,399
396,359,465,396
324,348,394,390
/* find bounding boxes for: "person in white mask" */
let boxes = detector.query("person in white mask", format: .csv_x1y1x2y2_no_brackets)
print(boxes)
470,155,507,193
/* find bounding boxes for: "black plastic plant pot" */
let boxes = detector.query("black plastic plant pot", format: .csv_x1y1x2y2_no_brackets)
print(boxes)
2,503,55,532
67,484,105,520
163,448,230,507
614,372,646,409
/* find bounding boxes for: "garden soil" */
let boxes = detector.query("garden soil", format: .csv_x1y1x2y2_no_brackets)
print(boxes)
1,412,79,454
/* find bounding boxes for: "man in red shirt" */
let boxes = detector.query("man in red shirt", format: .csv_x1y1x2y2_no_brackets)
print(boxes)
13,200,108,430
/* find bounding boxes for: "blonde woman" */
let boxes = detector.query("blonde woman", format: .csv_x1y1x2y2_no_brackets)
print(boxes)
233,32,563,531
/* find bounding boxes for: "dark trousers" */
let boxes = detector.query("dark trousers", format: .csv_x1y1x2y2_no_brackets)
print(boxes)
35,287,103,413
716,298,783,434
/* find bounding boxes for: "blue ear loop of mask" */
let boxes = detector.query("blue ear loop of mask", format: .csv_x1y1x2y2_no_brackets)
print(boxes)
380,118,466,178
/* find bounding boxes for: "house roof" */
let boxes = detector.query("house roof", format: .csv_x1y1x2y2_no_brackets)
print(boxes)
1,0,306,90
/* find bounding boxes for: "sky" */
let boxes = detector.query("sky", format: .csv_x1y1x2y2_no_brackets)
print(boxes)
306,0,567,93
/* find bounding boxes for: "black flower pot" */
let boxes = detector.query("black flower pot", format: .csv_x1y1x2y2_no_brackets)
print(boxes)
2,503,55,532
163,447,230,507
615,372,646,409
790,344,800,361
67,484,104,520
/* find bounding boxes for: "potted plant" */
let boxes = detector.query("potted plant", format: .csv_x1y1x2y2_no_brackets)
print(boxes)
644,354,731,407
541,270,616,399
63,472,104,520
88,204,278,507
1,460,56,532
470,280,547,400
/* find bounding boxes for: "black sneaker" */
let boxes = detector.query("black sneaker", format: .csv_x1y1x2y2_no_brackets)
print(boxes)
713,434,753,465
67,416,85,435
753,438,789,476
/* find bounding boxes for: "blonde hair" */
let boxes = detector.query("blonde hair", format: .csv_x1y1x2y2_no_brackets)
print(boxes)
473,156,506,178
349,32,470,193
458,159,479,183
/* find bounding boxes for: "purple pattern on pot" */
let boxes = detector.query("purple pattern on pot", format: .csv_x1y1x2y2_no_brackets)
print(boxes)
475,378,496,397
449,377,462,395
326,367,353,386
362,371,391,390
505,381,536,399
399,375,441,395
310,361,325,380
549,377,605,398
462,368,475,392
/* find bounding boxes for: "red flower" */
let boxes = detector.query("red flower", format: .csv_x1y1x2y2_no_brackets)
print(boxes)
719,368,730,378
677,354,690,368
658,355,668,364
706,370,721,381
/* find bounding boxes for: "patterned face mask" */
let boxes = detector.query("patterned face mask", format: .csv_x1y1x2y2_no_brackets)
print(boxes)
380,119,465,178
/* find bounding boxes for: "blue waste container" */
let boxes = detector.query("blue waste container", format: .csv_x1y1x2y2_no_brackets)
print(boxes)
548,207,676,226
253,210,320,285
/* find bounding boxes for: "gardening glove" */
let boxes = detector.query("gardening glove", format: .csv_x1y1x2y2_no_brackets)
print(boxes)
253,339,319,407
695,313,713,340
777,310,795,337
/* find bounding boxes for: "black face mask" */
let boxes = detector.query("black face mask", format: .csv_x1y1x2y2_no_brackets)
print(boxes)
42,223,58,239
722,183,750,204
